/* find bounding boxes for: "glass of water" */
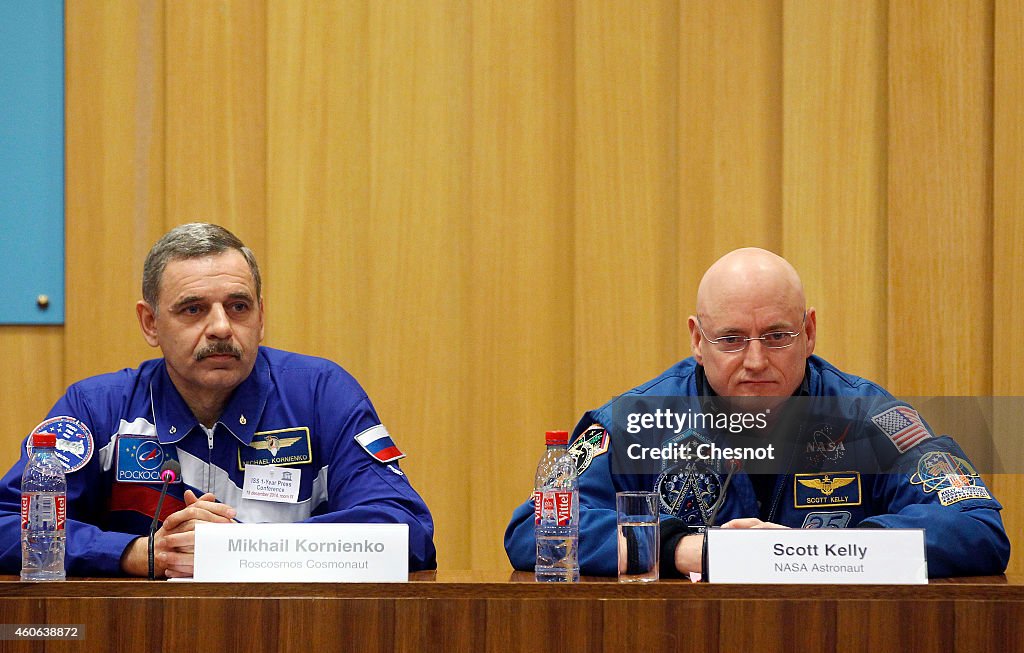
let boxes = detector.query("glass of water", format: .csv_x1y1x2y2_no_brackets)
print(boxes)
616,491,660,582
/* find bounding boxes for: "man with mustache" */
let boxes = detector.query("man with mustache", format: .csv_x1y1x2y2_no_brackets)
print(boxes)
505,248,1008,577
0,223,436,577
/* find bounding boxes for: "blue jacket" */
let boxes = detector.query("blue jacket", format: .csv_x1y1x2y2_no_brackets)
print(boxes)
0,347,436,575
505,355,1009,577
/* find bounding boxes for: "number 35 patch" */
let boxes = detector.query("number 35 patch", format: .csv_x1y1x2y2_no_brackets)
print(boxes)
801,511,852,529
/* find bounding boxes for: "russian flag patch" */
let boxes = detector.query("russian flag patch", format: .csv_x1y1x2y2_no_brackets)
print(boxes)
355,425,406,463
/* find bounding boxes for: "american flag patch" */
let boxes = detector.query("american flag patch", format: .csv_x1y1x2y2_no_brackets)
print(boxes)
871,406,931,453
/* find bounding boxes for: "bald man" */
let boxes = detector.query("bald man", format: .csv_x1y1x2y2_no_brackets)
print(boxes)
504,248,1008,577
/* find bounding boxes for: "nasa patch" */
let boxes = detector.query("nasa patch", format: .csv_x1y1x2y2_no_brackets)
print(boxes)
28,416,94,474
804,423,849,465
115,436,181,484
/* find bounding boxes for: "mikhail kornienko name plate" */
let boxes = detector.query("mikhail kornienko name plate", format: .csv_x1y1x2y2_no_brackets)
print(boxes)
193,522,409,582
706,528,926,584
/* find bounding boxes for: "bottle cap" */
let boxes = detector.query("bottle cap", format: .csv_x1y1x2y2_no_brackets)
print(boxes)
31,432,57,448
545,430,569,446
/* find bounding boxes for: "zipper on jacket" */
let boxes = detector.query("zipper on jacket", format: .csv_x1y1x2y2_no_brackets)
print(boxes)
202,424,215,495
767,474,788,522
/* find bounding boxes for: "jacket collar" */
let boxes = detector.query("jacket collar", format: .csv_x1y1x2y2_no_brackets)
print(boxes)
149,348,271,446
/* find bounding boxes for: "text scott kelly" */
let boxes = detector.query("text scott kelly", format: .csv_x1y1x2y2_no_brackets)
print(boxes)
772,543,867,559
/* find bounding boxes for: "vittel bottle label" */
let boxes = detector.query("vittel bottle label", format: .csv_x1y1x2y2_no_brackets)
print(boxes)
20,494,66,531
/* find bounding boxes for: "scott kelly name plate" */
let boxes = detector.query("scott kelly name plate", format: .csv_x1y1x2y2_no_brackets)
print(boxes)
706,528,926,584
193,522,409,582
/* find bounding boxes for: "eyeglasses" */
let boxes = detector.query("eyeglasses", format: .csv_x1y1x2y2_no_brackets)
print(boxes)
696,314,805,353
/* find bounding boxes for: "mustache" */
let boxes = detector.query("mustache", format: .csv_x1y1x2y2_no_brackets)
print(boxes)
194,342,243,361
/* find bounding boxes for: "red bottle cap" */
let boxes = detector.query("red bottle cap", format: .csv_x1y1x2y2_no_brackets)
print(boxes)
545,430,569,446
31,432,57,448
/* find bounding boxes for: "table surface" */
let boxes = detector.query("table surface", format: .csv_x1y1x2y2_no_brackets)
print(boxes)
2,570,1022,599
2,572,1022,653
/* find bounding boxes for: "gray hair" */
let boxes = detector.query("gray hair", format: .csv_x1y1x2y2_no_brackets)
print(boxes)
142,223,262,309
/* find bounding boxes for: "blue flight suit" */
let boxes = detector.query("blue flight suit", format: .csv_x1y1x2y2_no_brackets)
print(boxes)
0,347,436,575
505,355,1008,577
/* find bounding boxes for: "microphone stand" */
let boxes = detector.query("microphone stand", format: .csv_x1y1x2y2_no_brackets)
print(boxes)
700,461,737,582
148,463,179,580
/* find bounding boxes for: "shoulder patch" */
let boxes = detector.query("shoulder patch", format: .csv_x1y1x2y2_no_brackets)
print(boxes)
568,425,609,475
355,425,405,463
909,451,991,505
871,406,931,453
29,416,94,474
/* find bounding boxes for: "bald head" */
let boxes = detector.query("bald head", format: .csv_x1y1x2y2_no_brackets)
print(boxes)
696,248,805,322
689,248,816,399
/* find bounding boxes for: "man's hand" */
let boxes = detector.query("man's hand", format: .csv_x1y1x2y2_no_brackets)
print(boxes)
120,490,237,578
672,533,705,574
720,517,788,529
671,519,790,576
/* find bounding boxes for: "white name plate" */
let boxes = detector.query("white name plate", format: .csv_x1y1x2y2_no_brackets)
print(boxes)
706,528,927,584
193,522,409,583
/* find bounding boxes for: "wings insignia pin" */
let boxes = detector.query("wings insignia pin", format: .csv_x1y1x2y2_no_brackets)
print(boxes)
250,434,302,457
797,474,856,497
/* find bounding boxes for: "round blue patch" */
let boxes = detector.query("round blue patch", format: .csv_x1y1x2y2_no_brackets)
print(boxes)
28,416,94,474
135,440,164,471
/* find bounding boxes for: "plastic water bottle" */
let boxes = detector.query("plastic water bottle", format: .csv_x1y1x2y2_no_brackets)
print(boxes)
21,432,67,581
534,430,579,582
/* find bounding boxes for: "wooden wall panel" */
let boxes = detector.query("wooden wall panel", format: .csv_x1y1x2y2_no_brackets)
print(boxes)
994,1,1024,400
992,0,1024,575
64,0,166,385
782,0,888,382
468,1,575,569
44,0,1024,575
265,1,371,369
365,0,472,570
165,0,267,257
0,329,63,471
678,0,783,313
887,0,993,396
574,0,680,411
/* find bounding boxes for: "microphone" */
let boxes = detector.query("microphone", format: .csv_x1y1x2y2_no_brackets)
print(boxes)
700,459,740,582
148,460,181,580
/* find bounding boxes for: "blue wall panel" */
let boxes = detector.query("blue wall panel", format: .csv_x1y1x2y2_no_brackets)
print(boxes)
0,1,65,325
